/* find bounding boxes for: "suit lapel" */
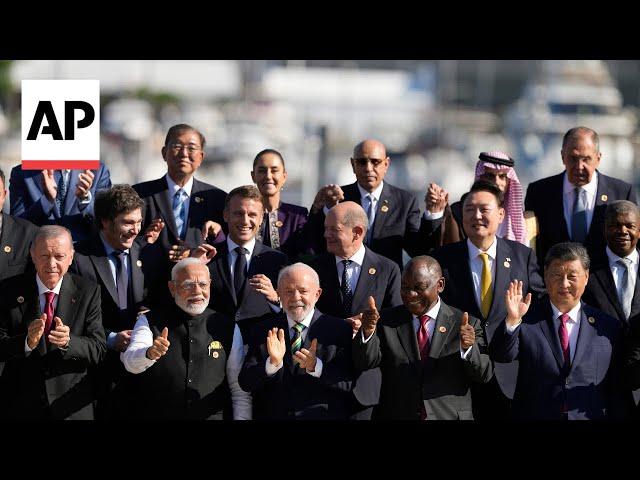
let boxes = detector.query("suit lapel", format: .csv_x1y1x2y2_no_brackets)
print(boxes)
588,172,608,240
570,306,596,373
184,179,207,246
216,244,237,305
396,308,420,364
351,249,376,313
553,173,571,239
428,303,456,360
154,177,180,240
130,242,145,305
56,274,79,331
89,241,119,305
594,264,626,321
0,214,10,274
454,242,481,318
489,238,512,319
537,301,565,370
63,170,79,214
371,183,392,241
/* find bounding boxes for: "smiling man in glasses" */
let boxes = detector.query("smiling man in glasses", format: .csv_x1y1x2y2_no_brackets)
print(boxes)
307,139,435,271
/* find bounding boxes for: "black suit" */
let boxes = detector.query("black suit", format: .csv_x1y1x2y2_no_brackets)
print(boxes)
0,272,106,419
525,171,637,267
431,237,545,418
307,181,430,269
0,213,39,282
353,302,493,420
239,309,353,419
208,241,288,340
308,247,402,417
70,234,149,418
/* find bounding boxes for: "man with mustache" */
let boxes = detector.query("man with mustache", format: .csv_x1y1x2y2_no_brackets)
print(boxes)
121,258,251,419
525,126,637,268
239,263,353,419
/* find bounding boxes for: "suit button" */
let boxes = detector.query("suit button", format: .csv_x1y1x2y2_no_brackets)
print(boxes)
189,360,193,364
565,379,570,386
190,339,194,343
188,378,192,383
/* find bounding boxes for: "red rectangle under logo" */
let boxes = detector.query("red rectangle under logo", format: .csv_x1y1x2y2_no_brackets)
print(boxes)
21,160,101,170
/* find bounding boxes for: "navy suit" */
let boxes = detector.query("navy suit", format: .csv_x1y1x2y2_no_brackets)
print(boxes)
9,163,112,242
431,237,545,418
0,213,39,282
525,171,637,267
239,309,353,420
307,181,429,270
260,202,313,262
308,247,402,418
490,299,627,420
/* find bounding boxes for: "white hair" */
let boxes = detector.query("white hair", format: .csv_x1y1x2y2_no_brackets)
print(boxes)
171,257,209,281
277,262,320,287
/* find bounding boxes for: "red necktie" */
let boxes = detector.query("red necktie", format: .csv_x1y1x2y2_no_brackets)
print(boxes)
417,314,431,363
558,313,570,367
44,291,56,337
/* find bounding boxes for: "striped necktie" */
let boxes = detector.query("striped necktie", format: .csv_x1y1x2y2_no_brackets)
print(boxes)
291,322,305,355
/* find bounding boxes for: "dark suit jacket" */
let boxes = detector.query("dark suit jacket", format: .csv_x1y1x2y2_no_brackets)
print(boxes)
0,272,106,419
525,171,637,267
353,302,493,420
490,299,626,420
432,237,545,399
0,213,39,281
264,202,313,262
9,163,112,242
239,309,353,419
208,241,288,340
308,247,402,407
307,181,426,269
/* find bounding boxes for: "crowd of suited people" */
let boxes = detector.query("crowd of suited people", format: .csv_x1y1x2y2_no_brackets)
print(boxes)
2,122,640,420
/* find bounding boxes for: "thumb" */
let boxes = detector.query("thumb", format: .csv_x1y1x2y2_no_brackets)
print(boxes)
161,327,168,339
367,296,377,312
54,316,63,327
277,328,285,343
461,312,469,326
40,313,47,322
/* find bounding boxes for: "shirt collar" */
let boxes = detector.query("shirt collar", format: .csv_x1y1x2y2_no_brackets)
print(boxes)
467,237,497,262
414,297,441,322
287,307,316,331
334,243,367,267
165,173,194,198
563,170,598,197
98,231,130,256
357,181,384,202
606,246,639,268
227,236,256,256
36,274,64,296
550,300,581,323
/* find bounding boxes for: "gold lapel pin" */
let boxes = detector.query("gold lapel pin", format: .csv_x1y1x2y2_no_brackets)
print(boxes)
195,196,203,203
3,245,11,253
212,351,219,358
16,296,24,304
136,260,143,267
588,316,595,324
275,220,283,228
71,298,76,304
368,267,376,275
601,194,608,202
438,326,447,333
503,261,510,268
380,205,389,213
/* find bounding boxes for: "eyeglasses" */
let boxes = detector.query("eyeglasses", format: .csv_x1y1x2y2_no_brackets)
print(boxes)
168,143,202,153
352,157,385,167
175,280,211,292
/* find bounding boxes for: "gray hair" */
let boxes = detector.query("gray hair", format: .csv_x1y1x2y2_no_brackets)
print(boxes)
405,255,442,279
562,126,599,153
605,200,640,224
277,262,320,287
336,201,369,232
32,225,73,248
544,242,590,271
171,257,210,280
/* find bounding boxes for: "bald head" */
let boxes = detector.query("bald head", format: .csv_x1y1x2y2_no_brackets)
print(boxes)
351,139,390,192
324,201,368,258
401,256,444,316
405,255,442,281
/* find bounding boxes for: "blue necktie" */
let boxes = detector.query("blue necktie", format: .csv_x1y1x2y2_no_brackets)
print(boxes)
364,194,375,245
571,187,587,243
56,170,68,214
173,189,187,239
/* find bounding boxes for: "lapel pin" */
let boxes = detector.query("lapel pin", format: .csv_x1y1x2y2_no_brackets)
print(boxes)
71,297,76,304
588,316,595,324
438,326,447,333
212,351,219,358
506,257,511,262
136,260,143,267
195,196,203,203
601,194,608,202
503,261,510,268
368,267,377,275
3,245,11,253
16,296,24,304
275,220,283,228
380,205,389,213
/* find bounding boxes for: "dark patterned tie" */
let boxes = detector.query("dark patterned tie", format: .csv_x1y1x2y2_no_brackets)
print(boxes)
559,313,570,367
234,246,248,300
417,314,431,364
44,291,56,337
56,170,68,214
341,259,353,315
617,258,634,319
113,251,129,310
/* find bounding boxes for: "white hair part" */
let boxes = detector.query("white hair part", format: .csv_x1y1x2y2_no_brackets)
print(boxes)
171,257,210,281
277,262,320,287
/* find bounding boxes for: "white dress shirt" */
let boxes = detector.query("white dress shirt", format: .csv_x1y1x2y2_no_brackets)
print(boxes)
563,171,598,236
606,246,639,304
121,312,252,420
265,307,323,378
467,238,497,311
25,275,65,354
335,244,366,294
99,232,131,349
166,173,194,224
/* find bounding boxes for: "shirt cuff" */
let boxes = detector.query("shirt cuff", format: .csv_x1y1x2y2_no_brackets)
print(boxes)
78,190,92,205
106,331,118,350
306,358,323,377
265,358,283,376
24,336,33,355
361,329,375,344
460,344,473,360
506,322,521,333
268,302,282,313
423,210,444,220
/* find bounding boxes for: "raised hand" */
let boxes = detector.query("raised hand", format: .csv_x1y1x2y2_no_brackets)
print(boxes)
294,338,318,372
146,327,170,360
190,243,217,264
27,314,46,349
144,218,165,244
75,169,95,199
266,327,286,366
312,184,344,212
41,170,58,201
168,241,190,263
459,312,475,350
425,182,449,214
48,316,70,348
248,274,278,303
114,329,133,352
201,220,222,241
345,313,363,339
505,280,531,327
361,296,381,338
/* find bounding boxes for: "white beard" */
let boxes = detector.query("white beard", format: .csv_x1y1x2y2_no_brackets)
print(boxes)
175,295,209,315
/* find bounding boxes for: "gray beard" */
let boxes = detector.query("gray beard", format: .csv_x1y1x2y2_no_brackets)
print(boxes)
175,295,209,316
